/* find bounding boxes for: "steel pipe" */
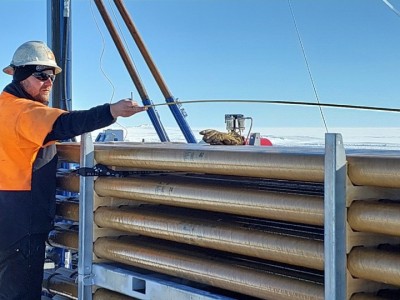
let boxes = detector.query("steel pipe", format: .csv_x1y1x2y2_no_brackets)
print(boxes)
347,156,400,188
56,173,400,241
348,247,400,286
94,206,324,270
57,172,80,193
348,201,400,237
55,197,400,240
44,271,131,300
94,237,324,300
43,270,78,299
94,176,324,225
56,170,324,237
56,143,400,188
56,199,79,222
57,143,325,181
48,229,79,250
46,231,400,296
57,142,80,163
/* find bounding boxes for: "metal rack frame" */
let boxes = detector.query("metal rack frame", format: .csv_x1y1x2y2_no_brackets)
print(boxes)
76,132,238,300
324,133,346,299
76,132,347,300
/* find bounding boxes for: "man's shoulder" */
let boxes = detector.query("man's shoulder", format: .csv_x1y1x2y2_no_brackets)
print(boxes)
0,90,28,103
1,91,42,108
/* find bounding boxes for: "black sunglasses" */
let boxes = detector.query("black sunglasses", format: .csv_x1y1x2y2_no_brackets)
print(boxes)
31,72,56,82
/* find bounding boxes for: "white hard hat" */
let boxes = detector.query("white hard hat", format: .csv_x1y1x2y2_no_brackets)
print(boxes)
3,41,62,75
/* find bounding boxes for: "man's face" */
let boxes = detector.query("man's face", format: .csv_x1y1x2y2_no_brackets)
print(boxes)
19,70,55,105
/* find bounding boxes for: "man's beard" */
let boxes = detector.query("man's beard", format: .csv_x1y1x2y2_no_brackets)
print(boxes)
20,81,50,105
35,97,49,106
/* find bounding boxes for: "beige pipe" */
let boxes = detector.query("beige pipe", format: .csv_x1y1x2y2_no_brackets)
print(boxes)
347,156,400,188
50,230,400,291
57,143,325,181
56,199,79,222
94,237,324,300
56,197,400,240
44,271,78,299
45,273,132,300
94,206,324,270
56,143,400,188
95,176,324,226
48,229,79,250
56,172,324,227
348,247,400,286
94,145,325,181
57,142,81,164
57,172,80,193
348,201,400,237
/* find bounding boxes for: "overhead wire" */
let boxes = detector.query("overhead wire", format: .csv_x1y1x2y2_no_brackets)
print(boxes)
90,0,130,139
88,1,399,137
382,0,400,18
107,0,143,85
106,0,140,139
144,98,400,114
89,0,116,103
287,0,329,132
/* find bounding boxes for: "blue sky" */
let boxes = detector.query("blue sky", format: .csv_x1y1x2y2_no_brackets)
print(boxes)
1,0,400,130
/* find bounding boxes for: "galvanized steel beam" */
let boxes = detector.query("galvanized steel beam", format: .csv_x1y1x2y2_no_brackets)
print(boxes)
324,133,347,300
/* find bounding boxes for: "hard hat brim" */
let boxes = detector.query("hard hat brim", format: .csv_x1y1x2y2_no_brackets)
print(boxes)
2,63,62,75
3,65,14,75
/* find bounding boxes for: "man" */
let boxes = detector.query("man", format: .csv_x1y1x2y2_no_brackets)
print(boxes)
0,40,146,299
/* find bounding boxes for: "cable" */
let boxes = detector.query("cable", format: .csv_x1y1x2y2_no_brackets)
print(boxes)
107,0,138,140
382,0,400,18
90,0,129,140
107,0,143,85
288,0,329,132
245,117,253,144
89,0,116,103
144,99,400,114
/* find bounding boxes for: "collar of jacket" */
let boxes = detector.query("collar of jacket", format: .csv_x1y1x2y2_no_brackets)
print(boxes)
3,82,36,101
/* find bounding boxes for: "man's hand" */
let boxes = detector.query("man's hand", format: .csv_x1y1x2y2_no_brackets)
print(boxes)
110,99,147,118
199,129,244,145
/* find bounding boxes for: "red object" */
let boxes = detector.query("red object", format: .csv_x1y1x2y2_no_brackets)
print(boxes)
244,136,273,146
260,137,273,146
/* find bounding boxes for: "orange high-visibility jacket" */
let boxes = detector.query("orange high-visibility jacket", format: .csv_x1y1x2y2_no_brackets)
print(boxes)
0,87,115,251
0,91,65,190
